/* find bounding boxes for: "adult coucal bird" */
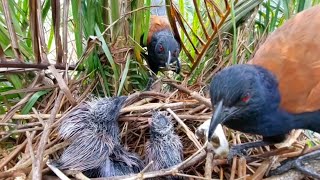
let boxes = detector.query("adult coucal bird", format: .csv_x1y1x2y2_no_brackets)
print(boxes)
143,0,181,75
52,96,144,177
207,6,320,178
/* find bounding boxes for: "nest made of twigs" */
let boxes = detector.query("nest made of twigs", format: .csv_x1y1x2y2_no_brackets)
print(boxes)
0,80,319,180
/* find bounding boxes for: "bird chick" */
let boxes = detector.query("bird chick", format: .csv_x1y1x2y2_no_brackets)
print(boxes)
97,144,144,177
195,120,229,158
52,96,143,177
145,111,183,179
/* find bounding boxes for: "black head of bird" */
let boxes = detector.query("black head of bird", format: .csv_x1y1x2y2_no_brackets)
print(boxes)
147,30,181,74
207,64,284,139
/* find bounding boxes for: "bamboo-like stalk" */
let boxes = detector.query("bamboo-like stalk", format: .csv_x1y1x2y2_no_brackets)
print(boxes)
29,0,40,63
62,0,71,64
1,0,23,61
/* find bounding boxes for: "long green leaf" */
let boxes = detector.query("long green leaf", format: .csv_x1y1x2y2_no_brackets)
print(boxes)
143,0,151,45
117,54,131,96
231,0,237,64
270,0,281,32
282,0,290,19
71,0,83,58
21,90,49,114
95,25,120,80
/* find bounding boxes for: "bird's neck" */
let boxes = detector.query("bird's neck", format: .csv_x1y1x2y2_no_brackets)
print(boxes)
279,109,320,133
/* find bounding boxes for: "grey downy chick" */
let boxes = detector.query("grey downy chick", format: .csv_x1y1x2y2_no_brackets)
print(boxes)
52,96,143,177
98,144,145,177
85,144,144,177
145,111,183,179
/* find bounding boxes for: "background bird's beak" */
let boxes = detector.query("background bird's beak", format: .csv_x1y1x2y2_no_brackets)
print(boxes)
175,58,181,74
166,51,172,70
208,100,234,139
166,51,181,74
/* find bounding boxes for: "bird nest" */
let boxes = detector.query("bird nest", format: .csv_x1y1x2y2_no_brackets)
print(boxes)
0,79,320,180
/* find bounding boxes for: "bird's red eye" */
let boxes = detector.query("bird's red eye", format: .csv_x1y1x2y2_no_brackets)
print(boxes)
241,95,250,103
159,45,164,52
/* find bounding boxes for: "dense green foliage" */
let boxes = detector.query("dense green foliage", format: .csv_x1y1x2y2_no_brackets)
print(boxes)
0,0,319,114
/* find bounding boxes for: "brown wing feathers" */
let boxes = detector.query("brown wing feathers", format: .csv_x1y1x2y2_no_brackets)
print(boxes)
248,5,320,113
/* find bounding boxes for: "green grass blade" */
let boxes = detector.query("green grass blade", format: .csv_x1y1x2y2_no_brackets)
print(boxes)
282,0,290,19
143,0,151,45
110,0,120,40
297,0,306,12
231,0,237,64
95,25,120,80
117,54,131,96
96,55,111,96
270,0,281,32
21,90,49,114
71,0,83,58
41,0,51,21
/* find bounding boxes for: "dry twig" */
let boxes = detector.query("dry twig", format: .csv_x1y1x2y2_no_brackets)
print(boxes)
32,92,64,180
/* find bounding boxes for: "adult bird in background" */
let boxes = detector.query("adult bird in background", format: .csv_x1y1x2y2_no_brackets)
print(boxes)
207,5,320,178
142,0,181,89
51,96,144,178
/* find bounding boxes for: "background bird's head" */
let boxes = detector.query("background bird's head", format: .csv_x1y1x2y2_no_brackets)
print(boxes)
149,31,181,74
207,64,281,139
149,111,174,138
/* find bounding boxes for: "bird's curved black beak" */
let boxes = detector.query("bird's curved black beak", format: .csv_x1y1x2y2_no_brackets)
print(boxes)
208,100,224,139
208,100,236,139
